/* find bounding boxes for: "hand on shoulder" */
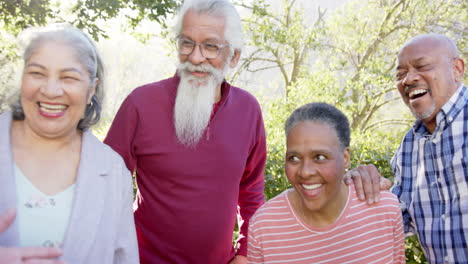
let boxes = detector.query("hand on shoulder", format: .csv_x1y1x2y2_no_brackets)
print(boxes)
343,164,392,204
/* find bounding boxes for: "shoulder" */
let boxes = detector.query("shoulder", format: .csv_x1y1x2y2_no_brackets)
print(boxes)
126,76,178,102
392,128,414,158
250,190,290,225
0,111,12,127
228,85,262,110
378,190,400,208
83,131,130,175
349,187,400,213
230,85,259,101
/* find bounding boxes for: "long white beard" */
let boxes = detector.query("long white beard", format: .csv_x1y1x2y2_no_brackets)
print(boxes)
174,61,228,147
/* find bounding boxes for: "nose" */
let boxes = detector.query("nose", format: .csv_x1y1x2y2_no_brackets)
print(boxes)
40,79,64,98
187,44,207,65
299,160,317,179
402,69,420,87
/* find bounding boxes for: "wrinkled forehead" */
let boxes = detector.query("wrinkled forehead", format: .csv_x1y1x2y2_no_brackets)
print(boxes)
398,36,456,61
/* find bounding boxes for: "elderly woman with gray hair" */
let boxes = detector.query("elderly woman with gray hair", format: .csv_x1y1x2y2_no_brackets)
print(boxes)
0,24,138,263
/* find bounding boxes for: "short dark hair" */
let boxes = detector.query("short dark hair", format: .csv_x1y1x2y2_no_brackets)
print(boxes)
285,102,350,149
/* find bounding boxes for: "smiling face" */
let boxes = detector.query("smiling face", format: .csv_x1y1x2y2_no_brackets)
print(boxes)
285,120,350,223
177,10,239,84
20,40,96,139
396,36,464,132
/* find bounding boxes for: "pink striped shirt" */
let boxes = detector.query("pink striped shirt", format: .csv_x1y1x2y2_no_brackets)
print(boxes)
248,185,405,264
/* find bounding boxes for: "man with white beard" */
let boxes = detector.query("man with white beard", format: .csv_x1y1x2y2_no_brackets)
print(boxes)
104,0,266,263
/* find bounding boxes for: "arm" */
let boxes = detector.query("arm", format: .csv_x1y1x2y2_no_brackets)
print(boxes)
0,209,64,264
104,95,139,172
343,164,392,204
235,115,267,257
390,153,415,235
113,166,139,264
246,224,264,264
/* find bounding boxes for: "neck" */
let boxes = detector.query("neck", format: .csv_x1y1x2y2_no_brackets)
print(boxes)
423,120,437,134
11,120,82,152
293,183,349,228
214,83,222,103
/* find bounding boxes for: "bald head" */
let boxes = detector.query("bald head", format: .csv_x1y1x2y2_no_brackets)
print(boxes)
400,34,459,59
396,33,465,132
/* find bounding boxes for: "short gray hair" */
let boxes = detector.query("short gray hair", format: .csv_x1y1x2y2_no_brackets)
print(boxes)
11,23,104,130
174,0,243,52
285,102,351,149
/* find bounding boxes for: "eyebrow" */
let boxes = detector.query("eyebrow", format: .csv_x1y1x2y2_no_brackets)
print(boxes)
25,62,46,69
25,63,83,75
412,57,428,64
179,35,222,43
396,57,428,70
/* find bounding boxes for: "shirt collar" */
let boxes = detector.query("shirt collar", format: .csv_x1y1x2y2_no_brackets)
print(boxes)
412,83,466,136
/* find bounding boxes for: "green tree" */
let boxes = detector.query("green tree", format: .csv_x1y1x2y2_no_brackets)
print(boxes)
0,0,181,38
234,0,326,97
309,0,466,131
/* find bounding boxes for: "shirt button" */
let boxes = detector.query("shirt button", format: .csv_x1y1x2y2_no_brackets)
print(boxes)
441,214,446,220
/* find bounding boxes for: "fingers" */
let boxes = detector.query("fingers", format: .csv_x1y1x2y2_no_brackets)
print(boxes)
343,170,353,185
356,166,374,203
0,247,63,264
380,177,392,190
21,247,63,259
350,169,365,201
24,259,65,264
367,165,381,204
0,208,16,233
348,165,384,204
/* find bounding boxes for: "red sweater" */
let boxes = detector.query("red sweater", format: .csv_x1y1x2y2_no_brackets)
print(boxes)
104,75,266,263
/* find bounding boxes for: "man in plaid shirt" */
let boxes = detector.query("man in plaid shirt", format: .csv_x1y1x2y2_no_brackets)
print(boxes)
391,34,467,263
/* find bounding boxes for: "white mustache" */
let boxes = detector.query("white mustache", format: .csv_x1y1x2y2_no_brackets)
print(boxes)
178,62,217,75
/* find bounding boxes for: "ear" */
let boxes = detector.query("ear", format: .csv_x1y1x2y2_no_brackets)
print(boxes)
229,49,241,68
453,57,465,83
87,78,98,104
343,147,351,171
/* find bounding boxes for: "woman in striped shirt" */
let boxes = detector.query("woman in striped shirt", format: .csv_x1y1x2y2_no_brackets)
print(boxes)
248,102,405,264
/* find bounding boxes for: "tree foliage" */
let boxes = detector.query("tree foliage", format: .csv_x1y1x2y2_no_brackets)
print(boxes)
240,0,466,132
313,0,466,131
234,0,326,97
0,0,181,39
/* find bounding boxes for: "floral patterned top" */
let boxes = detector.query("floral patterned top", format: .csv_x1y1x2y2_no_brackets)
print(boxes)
15,164,75,248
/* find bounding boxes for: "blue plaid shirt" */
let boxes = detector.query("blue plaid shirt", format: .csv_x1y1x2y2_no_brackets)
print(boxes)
392,85,468,264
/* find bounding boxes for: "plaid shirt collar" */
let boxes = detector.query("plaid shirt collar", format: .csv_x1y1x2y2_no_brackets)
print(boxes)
412,84,466,136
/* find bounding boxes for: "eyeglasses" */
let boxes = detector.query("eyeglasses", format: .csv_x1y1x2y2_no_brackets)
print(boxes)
176,36,230,59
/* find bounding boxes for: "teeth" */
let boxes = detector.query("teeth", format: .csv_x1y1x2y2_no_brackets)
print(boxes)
39,103,66,113
302,184,321,190
408,89,427,98
39,103,66,110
